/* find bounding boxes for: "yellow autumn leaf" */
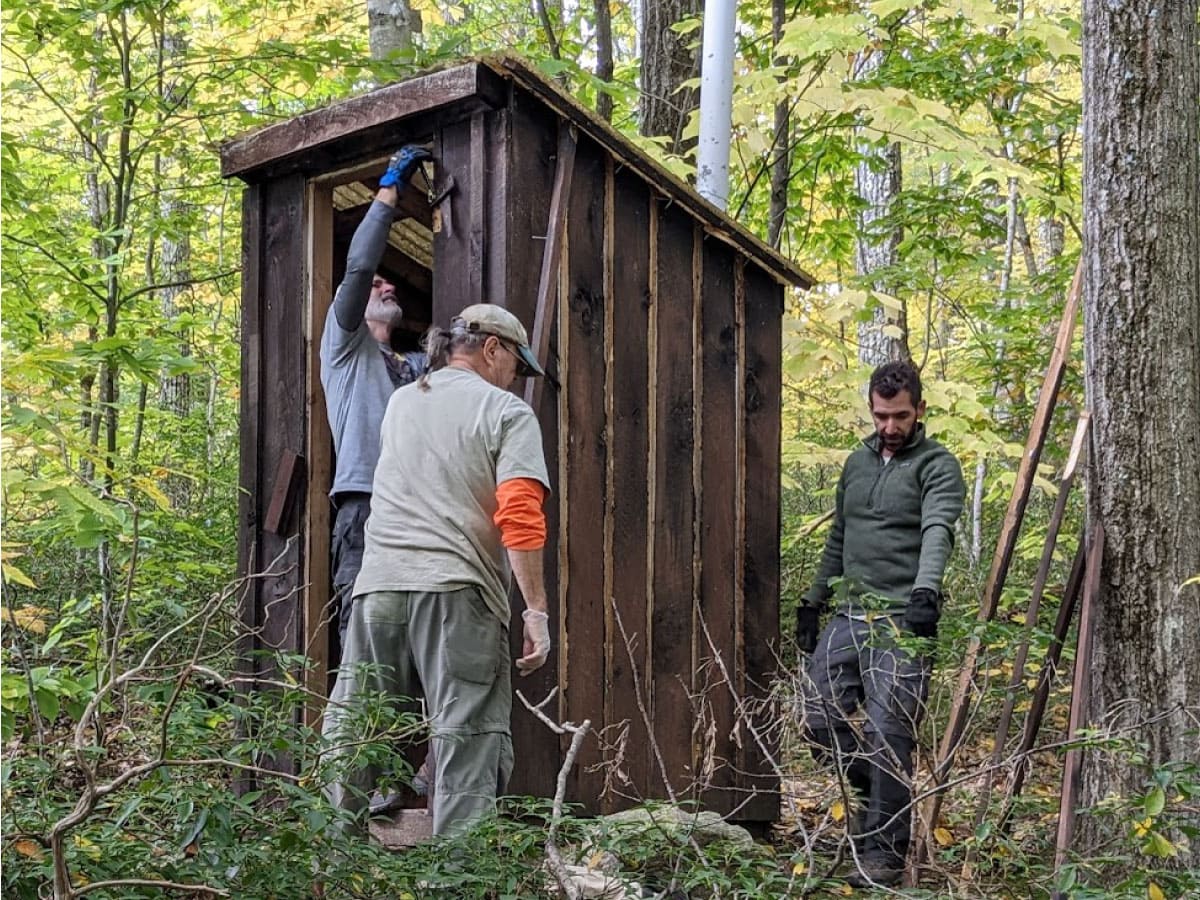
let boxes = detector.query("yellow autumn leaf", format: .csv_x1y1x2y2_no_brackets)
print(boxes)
1148,882,1165,900
834,883,853,896
830,800,846,822
934,826,955,847
792,861,807,876
1,559,37,588
0,606,49,635
73,835,102,860
1134,816,1153,837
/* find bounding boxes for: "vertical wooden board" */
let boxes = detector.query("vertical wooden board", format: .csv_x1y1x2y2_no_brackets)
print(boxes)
235,183,264,794
237,184,263,690
562,136,608,811
468,112,486,306
739,263,783,821
484,109,509,308
501,95,563,799
650,203,698,802
432,118,474,326
601,171,652,812
257,174,307,671
305,181,335,717
501,89,557,328
697,237,740,813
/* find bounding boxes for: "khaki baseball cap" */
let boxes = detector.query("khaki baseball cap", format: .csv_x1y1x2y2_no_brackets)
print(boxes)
453,304,545,377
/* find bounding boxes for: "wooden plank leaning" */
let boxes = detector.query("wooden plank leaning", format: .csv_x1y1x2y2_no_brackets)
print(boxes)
996,534,1087,829
524,122,578,413
1052,523,1104,898
914,259,1083,867
959,413,1091,880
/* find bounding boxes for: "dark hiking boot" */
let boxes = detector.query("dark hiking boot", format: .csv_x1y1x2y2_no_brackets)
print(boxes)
846,857,904,888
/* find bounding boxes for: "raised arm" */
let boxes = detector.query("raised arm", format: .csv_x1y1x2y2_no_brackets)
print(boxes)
330,146,431,331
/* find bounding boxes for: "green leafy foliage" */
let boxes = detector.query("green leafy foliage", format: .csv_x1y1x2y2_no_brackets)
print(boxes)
4,0,1193,895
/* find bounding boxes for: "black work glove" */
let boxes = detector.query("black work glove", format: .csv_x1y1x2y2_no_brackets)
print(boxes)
795,604,821,654
379,145,432,189
904,588,941,639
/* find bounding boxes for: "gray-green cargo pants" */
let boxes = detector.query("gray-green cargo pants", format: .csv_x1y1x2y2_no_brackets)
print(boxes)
321,587,514,837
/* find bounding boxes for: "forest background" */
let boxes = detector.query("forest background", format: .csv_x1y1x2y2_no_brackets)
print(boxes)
2,1,1196,898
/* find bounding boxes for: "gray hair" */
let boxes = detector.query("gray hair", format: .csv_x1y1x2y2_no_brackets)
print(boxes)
417,324,487,391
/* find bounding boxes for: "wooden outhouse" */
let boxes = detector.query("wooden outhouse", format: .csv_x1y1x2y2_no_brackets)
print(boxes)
221,57,813,825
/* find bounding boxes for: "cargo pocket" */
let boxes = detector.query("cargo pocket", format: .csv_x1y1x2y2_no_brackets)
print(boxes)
445,590,503,686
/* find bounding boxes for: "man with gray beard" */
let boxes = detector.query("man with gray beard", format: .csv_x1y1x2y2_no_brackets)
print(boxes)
320,145,431,648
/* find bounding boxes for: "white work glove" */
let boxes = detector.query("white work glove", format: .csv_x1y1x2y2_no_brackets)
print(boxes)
517,609,551,676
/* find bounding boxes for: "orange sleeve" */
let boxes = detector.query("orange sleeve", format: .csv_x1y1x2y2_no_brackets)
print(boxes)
494,478,548,550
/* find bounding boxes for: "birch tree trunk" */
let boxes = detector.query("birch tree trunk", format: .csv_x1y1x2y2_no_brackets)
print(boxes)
367,0,418,61
853,48,908,365
1079,0,1200,864
638,0,702,154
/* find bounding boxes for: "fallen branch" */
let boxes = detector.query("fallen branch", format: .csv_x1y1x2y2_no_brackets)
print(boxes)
518,687,591,900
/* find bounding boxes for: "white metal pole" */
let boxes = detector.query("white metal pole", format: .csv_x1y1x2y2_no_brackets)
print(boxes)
696,0,737,210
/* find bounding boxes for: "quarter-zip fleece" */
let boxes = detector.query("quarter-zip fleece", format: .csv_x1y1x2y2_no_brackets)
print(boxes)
804,423,965,613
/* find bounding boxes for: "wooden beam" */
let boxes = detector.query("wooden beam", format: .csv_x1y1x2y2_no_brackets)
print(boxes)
961,413,1091,879
304,181,335,725
221,63,505,179
998,536,1088,827
468,112,486,306
523,123,578,411
263,449,302,536
916,260,1083,864
1053,524,1104,896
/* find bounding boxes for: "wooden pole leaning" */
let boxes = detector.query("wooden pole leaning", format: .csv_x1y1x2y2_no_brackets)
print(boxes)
914,260,1083,867
1052,524,1104,898
959,413,1091,880
524,121,578,413
996,535,1087,830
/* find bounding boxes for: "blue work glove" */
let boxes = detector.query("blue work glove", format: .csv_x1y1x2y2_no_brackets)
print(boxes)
904,588,941,639
379,145,431,188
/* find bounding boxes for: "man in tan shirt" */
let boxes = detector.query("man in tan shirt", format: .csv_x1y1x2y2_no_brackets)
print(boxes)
322,304,552,838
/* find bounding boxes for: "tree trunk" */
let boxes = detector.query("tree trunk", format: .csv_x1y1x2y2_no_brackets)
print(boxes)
593,0,614,122
1079,0,1200,865
639,0,702,154
367,0,418,61
853,48,908,365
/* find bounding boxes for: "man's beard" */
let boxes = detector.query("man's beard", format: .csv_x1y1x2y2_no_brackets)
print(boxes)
880,425,915,451
366,298,404,332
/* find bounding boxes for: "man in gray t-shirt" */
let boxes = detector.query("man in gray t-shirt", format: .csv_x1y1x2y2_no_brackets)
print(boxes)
320,145,430,647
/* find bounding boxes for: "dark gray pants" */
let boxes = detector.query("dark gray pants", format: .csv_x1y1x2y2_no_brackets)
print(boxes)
801,614,930,867
331,493,371,650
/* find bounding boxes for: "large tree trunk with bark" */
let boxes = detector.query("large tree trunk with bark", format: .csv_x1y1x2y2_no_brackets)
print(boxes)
853,48,908,365
593,0,614,122
1079,0,1200,865
638,0,702,154
767,0,790,250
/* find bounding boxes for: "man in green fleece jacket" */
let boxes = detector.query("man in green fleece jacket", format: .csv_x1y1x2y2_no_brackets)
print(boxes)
796,360,964,887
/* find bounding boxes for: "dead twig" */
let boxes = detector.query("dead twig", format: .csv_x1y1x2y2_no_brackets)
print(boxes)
518,687,591,900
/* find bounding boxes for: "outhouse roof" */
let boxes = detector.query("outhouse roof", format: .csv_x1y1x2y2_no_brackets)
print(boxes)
220,57,814,289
